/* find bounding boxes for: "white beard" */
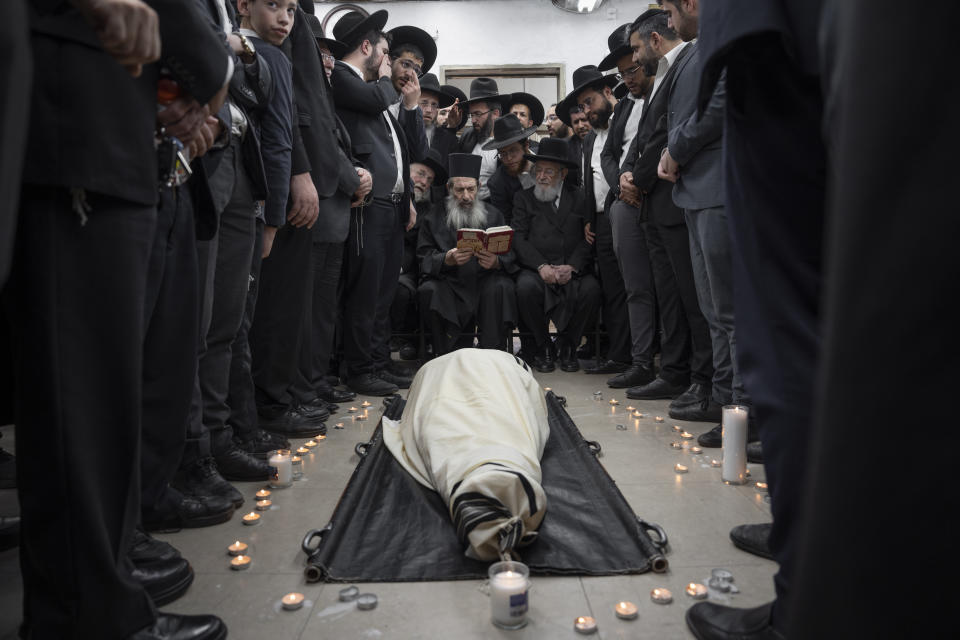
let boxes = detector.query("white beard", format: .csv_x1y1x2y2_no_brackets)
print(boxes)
414,187,431,203
533,182,563,203
445,195,488,230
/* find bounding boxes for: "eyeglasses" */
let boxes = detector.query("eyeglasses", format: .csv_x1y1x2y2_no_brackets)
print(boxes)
616,64,642,80
497,146,525,160
320,53,335,64
469,109,492,119
533,166,559,178
577,95,596,112
546,114,559,121
397,58,423,78
419,99,439,110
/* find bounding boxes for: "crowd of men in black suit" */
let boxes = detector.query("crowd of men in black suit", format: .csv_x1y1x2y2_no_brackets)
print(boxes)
0,0,953,638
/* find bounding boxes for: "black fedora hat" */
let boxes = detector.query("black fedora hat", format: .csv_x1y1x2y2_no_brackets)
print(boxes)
523,137,578,169
306,14,347,59
415,147,447,183
332,9,388,52
598,23,634,72
481,113,538,151
461,77,506,110
613,80,629,100
556,65,618,126
419,73,456,109
441,83,469,131
448,153,482,181
387,25,437,75
503,92,545,127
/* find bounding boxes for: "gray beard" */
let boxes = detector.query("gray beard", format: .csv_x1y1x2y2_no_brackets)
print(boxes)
533,182,563,203
445,195,488,230
414,188,431,203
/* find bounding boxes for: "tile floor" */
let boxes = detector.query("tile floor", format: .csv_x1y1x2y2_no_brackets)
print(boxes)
0,364,775,639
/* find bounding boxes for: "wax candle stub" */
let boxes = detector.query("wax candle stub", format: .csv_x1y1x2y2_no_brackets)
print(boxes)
690,446,703,454
609,399,619,406
655,416,664,422
338,586,360,602
348,406,358,413
255,499,271,511
673,425,683,432
710,459,722,467
361,400,372,408
755,482,768,492
614,601,638,620
335,422,345,429
242,512,260,525
230,555,251,570
574,616,598,634
650,587,673,604
685,583,708,600
356,594,378,610
633,411,643,418
281,592,305,610
255,489,271,499
675,463,689,474
295,446,309,455
625,406,635,412
544,387,551,391
304,440,317,448
680,431,694,439
670,441,683,449
227,541,248,556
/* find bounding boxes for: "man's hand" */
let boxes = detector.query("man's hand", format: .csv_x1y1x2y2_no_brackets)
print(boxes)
350,168,373,207
476,249,500,270
158,97,206,141
538,264,558,284
445,100,463,129
400,73,421,109
406,201,417,231
75,0,160,77
619,171,643,207
186,116,219,159
288,172,319,228
444,247,474,266
555,265,574,285
262,225,277,259
584,222,596,245
378,53,392,80
658,148,680,183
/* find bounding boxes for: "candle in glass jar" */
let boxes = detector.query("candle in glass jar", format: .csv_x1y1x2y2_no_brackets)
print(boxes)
268,451,293,488
488,561,530,629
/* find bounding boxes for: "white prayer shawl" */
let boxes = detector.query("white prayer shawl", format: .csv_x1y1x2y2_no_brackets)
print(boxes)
382,350,549,561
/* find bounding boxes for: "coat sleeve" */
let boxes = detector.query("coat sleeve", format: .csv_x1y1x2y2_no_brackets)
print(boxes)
668,70,726,167
417,212,452,278
398,104,429,163
257,46,294,227
600,117,624,194
511,191,549,271
568,193,593,273
633,112,669,193
330,66,398,115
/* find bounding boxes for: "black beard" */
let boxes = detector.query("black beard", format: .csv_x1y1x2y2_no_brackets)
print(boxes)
551,123,570,138
588,99,612,128
479,116,495,139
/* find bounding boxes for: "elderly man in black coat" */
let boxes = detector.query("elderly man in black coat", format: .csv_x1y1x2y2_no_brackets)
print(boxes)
417,154,518,356
512,139,600,373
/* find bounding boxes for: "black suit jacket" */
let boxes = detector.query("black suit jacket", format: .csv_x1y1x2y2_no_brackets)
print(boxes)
620,43,692,226
512,185,593,274
23,0,230,207
599,97,637,203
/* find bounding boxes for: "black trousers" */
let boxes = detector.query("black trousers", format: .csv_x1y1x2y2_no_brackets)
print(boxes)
723,36,825,629
390,273,418,339
341,199,404,378
226,220,263,443
290,240,343,404
250,223,313,415
515,270,601,348
645,221,713,386
418,275,515,355
593,211,631,363
6,186,156,637
141,186,198,521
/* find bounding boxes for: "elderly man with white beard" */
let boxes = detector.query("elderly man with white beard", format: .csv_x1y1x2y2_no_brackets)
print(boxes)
512,138,601,373
417,154,518,357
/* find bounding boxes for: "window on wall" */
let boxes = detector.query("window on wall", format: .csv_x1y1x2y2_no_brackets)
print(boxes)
441,65,565,134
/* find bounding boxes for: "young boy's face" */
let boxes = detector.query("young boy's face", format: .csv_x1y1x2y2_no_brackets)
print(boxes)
241,0,297,46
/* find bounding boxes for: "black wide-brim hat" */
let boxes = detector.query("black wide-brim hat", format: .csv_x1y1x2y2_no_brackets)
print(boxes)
481,113,538,151
448,153,482,181
332,9,388,52
503,92,545,127
441,83,469,131
599,23,634,72
306,13,347,59
417,147,447,183
420,73,456,109
388,25,437,75
461,77,506,110
613,81,629,100
523,137,578,169
556,65,618,126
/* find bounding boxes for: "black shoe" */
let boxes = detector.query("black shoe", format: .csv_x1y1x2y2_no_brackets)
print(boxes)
130,527,181,565
626,377,689,400
399,342,419,360
259,406,327,438
132,554,194,607
670,398,723,422
606,364,654,389
697,424,722,447
384,360,416,378
377,369,412,389
685,600,783,640
0,515,20,552
296,401,330,422
730,523,773,560
556,338,579,372
515,348,537,367
670,382,711,409
214,447,274,482
534,342,555,373
316,386,356,404
142,494,234,532
323,374,341,387
346,373,398,396
747,441,764,464
128,613,227,640
583,359,629,375
174,457,244,510
237,429,291,460
0,448,15,489
303,396,339,415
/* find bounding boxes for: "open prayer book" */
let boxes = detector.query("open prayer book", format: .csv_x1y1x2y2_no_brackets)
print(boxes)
456,226,514,254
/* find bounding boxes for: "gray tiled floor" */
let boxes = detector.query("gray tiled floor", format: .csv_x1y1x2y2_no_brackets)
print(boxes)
0,366,775,639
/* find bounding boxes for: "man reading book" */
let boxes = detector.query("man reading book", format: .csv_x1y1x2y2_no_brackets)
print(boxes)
417,154,518,357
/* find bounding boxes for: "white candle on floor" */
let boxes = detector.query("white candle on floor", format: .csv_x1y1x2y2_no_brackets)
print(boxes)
268,451,293,488
721,405,749,485
489,561,530,629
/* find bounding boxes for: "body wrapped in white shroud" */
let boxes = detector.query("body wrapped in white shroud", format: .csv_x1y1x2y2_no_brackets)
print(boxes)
382,350,549,561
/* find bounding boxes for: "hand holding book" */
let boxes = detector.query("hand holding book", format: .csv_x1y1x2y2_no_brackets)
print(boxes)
456,225,514,255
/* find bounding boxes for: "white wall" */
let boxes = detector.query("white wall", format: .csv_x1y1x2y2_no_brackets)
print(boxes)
314,0,643,98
